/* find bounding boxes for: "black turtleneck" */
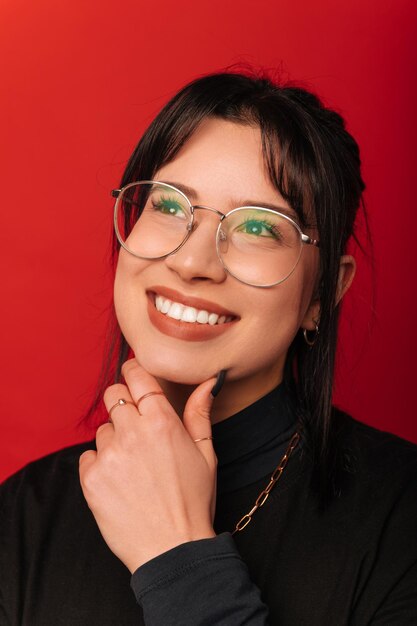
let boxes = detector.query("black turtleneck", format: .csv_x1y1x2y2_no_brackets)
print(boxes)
1,390,417,625
212,383,297,494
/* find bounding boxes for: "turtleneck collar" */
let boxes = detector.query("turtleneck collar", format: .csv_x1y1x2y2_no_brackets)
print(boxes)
212,383,297,494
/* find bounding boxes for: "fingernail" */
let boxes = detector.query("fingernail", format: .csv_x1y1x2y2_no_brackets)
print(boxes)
211,369,227,398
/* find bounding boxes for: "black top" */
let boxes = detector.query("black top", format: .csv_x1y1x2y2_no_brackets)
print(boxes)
1,386,417,625
212,383,296,494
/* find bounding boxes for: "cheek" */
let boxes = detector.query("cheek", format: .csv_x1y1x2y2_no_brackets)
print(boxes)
113,263,128,328
113,252,149,342
257,270,315,331
245,265,317,352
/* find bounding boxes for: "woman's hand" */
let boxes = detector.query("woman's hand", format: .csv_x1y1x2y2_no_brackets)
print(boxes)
79,359,218,573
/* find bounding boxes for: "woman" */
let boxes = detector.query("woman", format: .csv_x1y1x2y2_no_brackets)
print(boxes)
1,71,416,625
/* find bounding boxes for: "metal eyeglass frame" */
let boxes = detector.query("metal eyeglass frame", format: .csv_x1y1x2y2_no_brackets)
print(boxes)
112,180,319,288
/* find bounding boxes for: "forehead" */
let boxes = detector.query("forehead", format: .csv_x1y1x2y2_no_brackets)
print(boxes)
155,118,291,212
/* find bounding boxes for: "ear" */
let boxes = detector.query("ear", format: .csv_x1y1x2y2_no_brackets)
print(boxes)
335,254,356,305
301,254,356,331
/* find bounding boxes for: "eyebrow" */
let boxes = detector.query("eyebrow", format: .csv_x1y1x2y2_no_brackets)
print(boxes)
160,180,300,222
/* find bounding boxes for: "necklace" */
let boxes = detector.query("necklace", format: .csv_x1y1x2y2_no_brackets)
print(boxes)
231,431,300,535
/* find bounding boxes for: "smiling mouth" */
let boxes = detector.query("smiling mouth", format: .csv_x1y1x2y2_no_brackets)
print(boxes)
152,293,235,326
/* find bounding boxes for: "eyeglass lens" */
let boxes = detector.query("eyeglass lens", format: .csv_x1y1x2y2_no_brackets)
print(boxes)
115,182,303,287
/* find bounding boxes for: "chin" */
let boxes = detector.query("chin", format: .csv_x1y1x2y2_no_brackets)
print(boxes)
131,348,220,386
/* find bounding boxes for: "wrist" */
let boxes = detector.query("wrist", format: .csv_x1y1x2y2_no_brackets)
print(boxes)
127,529,217,573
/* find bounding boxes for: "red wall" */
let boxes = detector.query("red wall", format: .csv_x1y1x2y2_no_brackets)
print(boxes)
1,0,416,481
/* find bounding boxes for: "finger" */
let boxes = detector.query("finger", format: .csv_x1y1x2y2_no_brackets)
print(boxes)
103,383,137,431
95,422,114,450
121,358,176,418
79,449,97,485
182,376,217,469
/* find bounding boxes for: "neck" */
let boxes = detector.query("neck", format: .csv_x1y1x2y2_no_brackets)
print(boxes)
157,367,284,424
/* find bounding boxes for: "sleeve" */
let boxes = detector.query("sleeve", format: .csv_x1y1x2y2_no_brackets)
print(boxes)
131,533,269,625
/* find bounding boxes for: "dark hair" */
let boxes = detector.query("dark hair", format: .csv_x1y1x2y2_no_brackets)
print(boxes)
84,70,366,502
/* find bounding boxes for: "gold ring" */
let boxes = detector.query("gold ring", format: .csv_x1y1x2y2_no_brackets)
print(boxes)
136,390,165,415
108,398,135,421
193,436,213,443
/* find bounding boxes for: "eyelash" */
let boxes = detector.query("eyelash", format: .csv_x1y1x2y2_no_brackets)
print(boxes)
239,217,281,239
152,195,185,214
150,196,287,241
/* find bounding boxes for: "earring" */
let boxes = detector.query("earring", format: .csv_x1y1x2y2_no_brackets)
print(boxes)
303,320,319,347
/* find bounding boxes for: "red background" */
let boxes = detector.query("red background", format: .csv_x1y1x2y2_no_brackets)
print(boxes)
1,0,416,482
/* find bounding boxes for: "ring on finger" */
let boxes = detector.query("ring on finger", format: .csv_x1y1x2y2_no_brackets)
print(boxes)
108,398,136,422
136,390,165,415
193,436,213,443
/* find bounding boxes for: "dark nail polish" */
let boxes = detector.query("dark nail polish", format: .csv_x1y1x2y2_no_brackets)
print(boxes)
211,369,227,398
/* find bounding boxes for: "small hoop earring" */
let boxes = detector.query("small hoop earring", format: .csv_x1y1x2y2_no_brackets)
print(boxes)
303,321,319,347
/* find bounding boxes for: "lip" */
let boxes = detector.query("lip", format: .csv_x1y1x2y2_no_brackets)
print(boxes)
146,289,239,342
147,285,238,318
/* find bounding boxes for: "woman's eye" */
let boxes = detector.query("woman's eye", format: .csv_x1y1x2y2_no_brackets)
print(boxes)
238,219,279,238
152,198,187,218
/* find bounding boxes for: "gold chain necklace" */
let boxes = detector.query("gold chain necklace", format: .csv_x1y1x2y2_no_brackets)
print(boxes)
231,431,300,535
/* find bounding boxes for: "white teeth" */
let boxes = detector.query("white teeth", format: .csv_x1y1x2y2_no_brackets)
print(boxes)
196,310,209,324
161,298,171,314
154,294,232,326
167,302,184,320
181,306,198,323
208,313,219,325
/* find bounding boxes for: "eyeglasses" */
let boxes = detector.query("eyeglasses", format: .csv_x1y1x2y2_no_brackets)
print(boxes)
112,180,319,288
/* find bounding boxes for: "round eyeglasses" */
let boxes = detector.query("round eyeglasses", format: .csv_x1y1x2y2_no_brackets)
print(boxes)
112,180,319,288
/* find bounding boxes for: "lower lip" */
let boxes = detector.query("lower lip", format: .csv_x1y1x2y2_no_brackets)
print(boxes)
147,293,237,342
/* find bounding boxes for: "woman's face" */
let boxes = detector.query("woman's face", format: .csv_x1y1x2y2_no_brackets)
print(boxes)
114,118,320,400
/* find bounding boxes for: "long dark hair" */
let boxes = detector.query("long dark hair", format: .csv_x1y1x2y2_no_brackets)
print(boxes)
84,70,366,501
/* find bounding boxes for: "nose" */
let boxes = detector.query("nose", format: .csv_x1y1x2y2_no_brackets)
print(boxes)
164,207,227,284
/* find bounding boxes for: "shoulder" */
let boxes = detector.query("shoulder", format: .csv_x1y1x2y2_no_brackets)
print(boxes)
0,440,95,513
326,408,417,503
332,408,417,469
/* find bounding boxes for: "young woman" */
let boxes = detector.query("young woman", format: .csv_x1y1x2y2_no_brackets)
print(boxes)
1,71,416,625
